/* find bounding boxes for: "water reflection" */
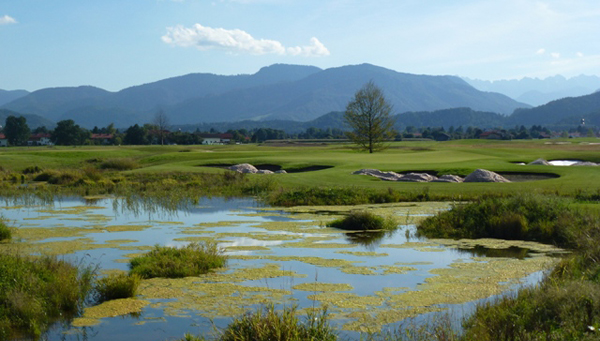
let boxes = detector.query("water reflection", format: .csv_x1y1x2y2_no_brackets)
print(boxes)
344,230,395,249
455,245,530,259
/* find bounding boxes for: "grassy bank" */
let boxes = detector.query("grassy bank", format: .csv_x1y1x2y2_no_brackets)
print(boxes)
417,194,600,340
0,253,94,339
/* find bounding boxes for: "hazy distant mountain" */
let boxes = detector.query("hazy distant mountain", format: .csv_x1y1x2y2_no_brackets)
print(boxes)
508,91,600,126
167,64,528,124
2,63,528,128
464,75,600,106
0,109,55,129
396,108,506,130
2,86,110,121
0,89,29,106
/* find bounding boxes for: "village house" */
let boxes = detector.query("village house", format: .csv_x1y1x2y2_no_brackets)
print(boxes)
28,133,53,146
0,134,7,147
90,133,114,145
479,130,503,140
198,133,233,145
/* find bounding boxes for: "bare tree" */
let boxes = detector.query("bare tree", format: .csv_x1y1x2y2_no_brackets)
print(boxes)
344,81,395,153
153,109,170,145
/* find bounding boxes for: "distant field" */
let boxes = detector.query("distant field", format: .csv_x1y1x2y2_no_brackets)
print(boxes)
1,138,599,198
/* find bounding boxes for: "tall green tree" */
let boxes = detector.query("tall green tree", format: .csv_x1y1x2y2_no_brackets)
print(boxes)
52,119,87,145
344,81,395,153
4,115,31,146
123,124,148,145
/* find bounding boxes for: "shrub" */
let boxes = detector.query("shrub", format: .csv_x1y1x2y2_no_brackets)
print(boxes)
129,241,226,279
22,165,43,174
99,158,139,171
328,211,397,231
94,273,141,303
220,305,336,341
0,220,11,241
0,254,94,339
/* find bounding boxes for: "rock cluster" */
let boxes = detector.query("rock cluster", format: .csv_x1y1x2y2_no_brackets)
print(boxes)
227,163,287,174
354,168,511,183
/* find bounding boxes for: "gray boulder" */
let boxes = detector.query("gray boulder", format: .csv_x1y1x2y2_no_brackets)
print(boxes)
572,161,598,166
256,169,274,174
228,163,258,173
464,169,510,183
528,158,550,166
275,170,288,174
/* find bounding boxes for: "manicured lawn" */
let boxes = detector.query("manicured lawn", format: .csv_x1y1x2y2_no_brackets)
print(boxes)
1,139,599,198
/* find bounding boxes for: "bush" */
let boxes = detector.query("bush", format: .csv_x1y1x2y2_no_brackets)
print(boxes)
328,211,397,231
0,254,94,339
94,273,141,303
220,305,336,341
99,158,139,171
0,220,11,241
22,165,43,174
129,241,227,279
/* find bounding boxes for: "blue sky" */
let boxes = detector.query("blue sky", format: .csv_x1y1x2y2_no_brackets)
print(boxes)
1,0,599,91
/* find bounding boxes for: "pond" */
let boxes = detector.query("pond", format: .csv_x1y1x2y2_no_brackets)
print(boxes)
0,197,563,340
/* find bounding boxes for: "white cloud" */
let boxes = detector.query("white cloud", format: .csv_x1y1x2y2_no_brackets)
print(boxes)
551,52,561,59
0,15,17,25
162,24,329,57
536,48,546,55
577,52,584,57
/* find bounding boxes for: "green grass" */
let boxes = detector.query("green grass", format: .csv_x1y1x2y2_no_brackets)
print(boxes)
0,140,599,205
129,241,227,279
328,211,397,231
179,305,336,341
0,253,94,339
94,273,141,303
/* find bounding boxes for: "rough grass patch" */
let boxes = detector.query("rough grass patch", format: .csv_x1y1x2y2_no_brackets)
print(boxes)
94,273,141,303
219,305,336,341
129,241,227,279
99,158,139,171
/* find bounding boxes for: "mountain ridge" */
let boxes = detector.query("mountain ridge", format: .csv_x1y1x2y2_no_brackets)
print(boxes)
1,63,529,128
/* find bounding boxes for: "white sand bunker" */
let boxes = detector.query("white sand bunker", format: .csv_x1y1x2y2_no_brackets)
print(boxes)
354,169,511,183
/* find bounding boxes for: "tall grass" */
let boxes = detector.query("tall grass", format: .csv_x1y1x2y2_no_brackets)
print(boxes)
417,194,573,244
0,253,94,339
94,273,141,303
179,305,336,341
129,241,227,279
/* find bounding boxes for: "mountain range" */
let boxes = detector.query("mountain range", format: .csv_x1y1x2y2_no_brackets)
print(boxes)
463,75,600,106
0,64,528,128
0,63,599,132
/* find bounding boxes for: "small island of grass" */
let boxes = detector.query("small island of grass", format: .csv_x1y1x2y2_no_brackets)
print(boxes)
129,241,227,279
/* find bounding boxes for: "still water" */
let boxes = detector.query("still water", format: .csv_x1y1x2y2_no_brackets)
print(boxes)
0,197,560,340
